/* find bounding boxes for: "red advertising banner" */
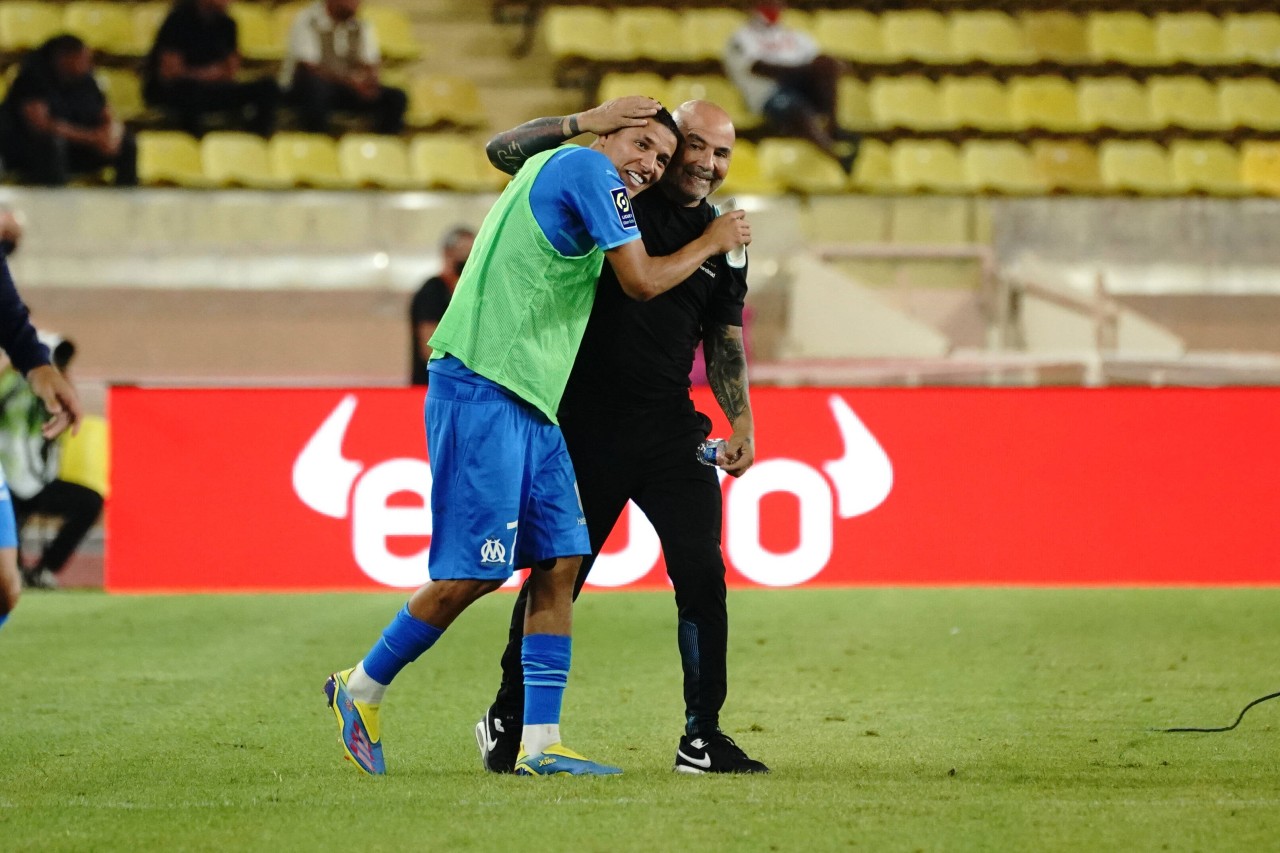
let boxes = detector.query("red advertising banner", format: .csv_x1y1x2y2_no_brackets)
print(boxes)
106,386,1280,592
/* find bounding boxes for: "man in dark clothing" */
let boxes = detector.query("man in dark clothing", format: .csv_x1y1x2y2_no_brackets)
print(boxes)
475,98,768,775
144,0,279,137
409,226,474,386
0,35,137,186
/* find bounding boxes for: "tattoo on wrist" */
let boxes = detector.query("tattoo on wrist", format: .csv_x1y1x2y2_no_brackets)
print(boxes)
569,114,580,136
707,325,750,423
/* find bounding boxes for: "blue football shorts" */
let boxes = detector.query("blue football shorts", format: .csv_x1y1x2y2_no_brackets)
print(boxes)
424,356,590,581
0,473,17,550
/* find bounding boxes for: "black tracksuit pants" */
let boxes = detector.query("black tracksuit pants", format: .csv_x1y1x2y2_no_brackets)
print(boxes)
492,400,729,736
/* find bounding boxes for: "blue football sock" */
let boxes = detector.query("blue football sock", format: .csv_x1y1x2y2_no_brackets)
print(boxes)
361,604,444,685
0,613,7,631
522,633,572,726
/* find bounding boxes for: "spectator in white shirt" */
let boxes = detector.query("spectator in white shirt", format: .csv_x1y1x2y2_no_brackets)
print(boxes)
723,0,857,173
281,0,407,134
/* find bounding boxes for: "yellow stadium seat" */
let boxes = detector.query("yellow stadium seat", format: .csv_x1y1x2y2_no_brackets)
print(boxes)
406,74,486,129
1008,76,1085,132
716,139,782,196
132,2,171,57
59,415,109,498
1020,11,1089,64
779,9,813,36
202,131,287,188
850,139,894,193
543,6,630,62
836,77,873,132
362,6,421,62
1169,141,1244,195
869,76,949,132
1224,13,1280,64
616,7,690,64
409,134,506,192
961,141,1046,194
890,140,965,193
0,2,65,52
681,8,747,63
597,72,669,107
138,131,210,187
1218,78,1280,131
880,10,953,64
232,3,285,63
812,10,887,63
666,75,759,131
1032,140,1102,193
269,133,349,188
1155,13,1228,65
1148,76,1226,131
64,2,140,57
1099,141,1174,194
1087,12,1159,65
757,139,848,194
0,65,17,101
95,68,148,122
1077,77,1158,132
941,76,1015,132
949,11,1035,65
338,134,415,189
1241,141,1280,195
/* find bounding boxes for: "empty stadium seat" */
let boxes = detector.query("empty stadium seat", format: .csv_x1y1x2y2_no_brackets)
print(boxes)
1154,13,1228,65
1169,140,1244,195
849,139,895,193
1087,12,1159,65
666,75,759,131
231,3,285,63
1032,140,1102,193
1241,141,1280,195
758,139,848,194
961,141,1046,194
949,11,1035,65
1077,77,1158,132
779,8,813,35
137,131,209,187
95,68,148,122
1148,76,1226,131
1009,76,1085,132
1223,13,1280,64
64,2,137,56
881,10,952,64
616,7,690,64
1218,78,1280,131
941,76,1015,132
1099,140,1173,194
716,139,782,196
543,6,630,62
269,133,348,188
681,8,747,63
338,134,415,189
0,2,64,52
202,132,287,188
836,77,873,132
891,140,966,193
597,72,669,106
869,76,949,132
406,74,486,129
1020,11,1089,64
362,6,421,62
812,10,887,63
409,134,507,192
132,3,171,57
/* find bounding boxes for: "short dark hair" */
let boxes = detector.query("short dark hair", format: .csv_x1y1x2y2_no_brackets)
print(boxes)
652,106,682,149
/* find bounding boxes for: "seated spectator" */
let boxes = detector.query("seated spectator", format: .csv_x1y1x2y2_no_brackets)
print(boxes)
281,0,407,135
0,35,137,186
409,226,474,386
144,0,279,137
723,0,858,173
0,333,102,591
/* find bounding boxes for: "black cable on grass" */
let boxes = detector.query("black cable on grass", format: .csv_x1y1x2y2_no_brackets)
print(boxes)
1156,690,1280,733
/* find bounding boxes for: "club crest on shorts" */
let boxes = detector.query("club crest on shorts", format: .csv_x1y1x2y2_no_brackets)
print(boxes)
479,538,507,565
610,186,636,230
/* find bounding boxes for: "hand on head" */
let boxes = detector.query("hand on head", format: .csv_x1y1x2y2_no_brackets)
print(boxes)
576,96,662,137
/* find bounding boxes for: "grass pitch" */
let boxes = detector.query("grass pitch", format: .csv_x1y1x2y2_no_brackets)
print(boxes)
3,587,1280,852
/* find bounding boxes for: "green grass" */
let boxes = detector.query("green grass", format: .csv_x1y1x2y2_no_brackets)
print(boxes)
3,588,1280,852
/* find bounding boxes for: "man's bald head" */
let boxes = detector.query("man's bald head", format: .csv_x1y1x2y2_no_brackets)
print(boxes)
661,100,736,206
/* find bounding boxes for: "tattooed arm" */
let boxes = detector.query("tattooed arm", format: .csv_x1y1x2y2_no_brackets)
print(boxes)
704,322,755,477
485,96,663,175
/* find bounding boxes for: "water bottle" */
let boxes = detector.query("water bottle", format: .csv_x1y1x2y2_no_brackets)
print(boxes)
696,438,728,467
718,197,747,269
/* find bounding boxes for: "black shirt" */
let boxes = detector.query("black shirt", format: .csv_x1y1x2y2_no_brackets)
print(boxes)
561,189,747,415
409,276,452,385
0,55,105,136
144,2,239,95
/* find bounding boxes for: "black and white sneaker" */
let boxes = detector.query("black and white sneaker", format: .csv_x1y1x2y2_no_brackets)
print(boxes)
474,705,521,774
674,731,769,774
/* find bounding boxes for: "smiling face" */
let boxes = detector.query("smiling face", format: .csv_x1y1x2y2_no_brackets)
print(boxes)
594,119,679,197
663,101,735,206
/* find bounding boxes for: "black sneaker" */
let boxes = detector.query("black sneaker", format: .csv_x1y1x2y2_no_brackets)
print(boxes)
474,704,521,774
674,731,769,774
21,567,57,590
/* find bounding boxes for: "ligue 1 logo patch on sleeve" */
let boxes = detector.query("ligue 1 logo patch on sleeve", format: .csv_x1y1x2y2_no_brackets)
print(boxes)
610,186,637,230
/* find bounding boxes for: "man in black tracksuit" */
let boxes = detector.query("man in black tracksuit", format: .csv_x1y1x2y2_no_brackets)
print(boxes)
476,98,767,774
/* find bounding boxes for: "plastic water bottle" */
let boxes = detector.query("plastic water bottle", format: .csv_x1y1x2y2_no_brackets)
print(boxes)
718,197,748,269
696,438,728,467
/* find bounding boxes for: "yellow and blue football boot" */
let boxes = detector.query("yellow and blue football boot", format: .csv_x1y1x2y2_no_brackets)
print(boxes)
513,743,622,777
324,668,386,775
